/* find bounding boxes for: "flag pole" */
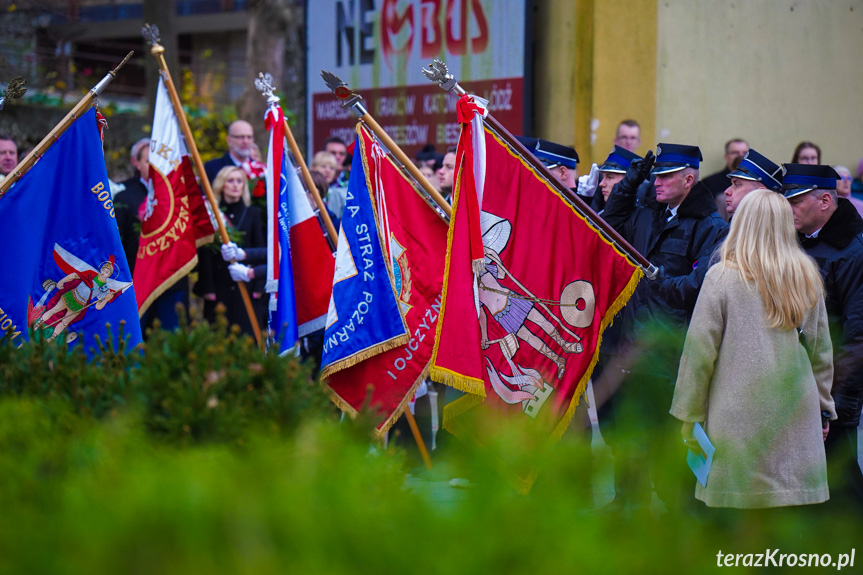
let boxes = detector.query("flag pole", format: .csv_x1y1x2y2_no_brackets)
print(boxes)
142,24,263,347
285,118,339,244
0,56,131,196
404,407,433,470
314,73,436,466
254,73,339,245
421,59,658,278
320,71,451,221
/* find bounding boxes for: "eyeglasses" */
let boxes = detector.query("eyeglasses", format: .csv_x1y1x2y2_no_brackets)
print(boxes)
839,175,853,181
228,134,254,140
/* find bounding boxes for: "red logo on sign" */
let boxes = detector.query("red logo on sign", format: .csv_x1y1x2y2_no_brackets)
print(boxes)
381,0,489,70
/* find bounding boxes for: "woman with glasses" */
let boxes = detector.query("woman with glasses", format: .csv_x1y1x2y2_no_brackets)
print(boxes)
834,166,863,218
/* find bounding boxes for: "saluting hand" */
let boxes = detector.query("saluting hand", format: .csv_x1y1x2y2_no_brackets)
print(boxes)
619,150,655,195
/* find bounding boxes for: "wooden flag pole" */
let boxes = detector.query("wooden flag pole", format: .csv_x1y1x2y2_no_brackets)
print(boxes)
421,59,659,278
320,71,451,221
404,406,433,470
0,55,132,196
255,71,338,244
283,118,339,244
143,24,262,347
314,73,436,465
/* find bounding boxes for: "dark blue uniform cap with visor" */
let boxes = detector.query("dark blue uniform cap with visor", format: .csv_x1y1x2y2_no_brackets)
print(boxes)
727,149,783,192
515,136,579,169
598,145,642,174
651,143,702,175
781,164,839,199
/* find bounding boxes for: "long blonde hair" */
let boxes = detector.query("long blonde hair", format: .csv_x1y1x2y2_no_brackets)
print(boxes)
720,189,823,330
212,166,250,206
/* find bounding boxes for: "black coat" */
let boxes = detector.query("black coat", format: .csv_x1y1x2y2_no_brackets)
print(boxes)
701,167,730,198
800,198,863,426
113,176,148,275
204,152,238,185
701,167,731,220
196,201,266,335
603,179,729,332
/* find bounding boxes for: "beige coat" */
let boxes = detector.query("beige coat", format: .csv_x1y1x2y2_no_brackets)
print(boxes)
670,262,835,508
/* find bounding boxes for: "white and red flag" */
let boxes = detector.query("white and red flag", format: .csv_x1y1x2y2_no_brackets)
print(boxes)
134,77,214,315
264,102,334,350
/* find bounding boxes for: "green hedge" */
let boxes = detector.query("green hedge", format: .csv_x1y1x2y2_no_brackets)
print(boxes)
0,313,332,444
0,398,860,574
1,318,860,572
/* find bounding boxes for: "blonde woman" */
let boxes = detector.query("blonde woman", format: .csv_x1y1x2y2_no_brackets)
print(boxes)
195,166,265,336
310,151,338,187
670,189,835,509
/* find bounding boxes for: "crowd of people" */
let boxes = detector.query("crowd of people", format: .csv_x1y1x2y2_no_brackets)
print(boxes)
2,115,861,516
511,120,863,517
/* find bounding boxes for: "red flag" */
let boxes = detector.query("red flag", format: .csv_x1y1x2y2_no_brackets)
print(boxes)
322,124,448,435
431,95,643,460
134,78,214,315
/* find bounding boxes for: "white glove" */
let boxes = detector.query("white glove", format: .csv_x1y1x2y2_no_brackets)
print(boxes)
221,242,246,262
228,263,251,282
576,163,600,197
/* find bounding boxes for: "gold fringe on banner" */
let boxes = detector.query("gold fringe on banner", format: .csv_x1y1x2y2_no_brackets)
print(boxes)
195,233,215,248
428,165,486,397
319,126,418,380
429,125,647,493
319,380,358,419
550,265,643,442
136,255,198,318
441,390,484,431
320,351,433,439
319,332,409,380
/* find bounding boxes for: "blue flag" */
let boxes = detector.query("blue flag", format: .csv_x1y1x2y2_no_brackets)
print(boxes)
272,136,298,354
319,135,407,377
0,107,142,354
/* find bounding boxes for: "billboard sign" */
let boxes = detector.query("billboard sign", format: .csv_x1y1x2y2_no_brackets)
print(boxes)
307,0,528,159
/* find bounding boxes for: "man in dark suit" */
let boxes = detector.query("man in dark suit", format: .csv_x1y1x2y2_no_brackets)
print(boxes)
204,120,256,184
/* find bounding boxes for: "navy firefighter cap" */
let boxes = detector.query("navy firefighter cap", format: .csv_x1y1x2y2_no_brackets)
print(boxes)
651,143,702,175
598,145,642,174
516,136,579,169
727,149,783,192
781,164,839,199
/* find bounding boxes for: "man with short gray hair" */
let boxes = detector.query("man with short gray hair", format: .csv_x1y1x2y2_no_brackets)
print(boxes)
204,119,257,184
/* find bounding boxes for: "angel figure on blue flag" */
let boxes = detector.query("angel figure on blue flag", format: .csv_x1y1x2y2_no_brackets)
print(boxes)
29,244,133,342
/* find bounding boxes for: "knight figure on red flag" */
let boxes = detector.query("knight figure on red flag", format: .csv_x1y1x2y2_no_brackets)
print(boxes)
431,94,643,454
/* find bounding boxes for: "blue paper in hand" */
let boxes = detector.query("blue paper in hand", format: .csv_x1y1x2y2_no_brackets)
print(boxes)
686,422,715,487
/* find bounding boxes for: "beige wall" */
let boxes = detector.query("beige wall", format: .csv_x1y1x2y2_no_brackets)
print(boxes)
534,0,657,167
534,0,863,176
657,0,863,176
533,1,578,151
